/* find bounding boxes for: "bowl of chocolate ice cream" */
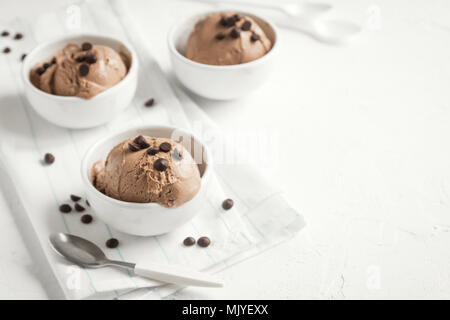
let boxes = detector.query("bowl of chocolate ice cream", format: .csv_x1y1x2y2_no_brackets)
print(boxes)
168,11,277,100
21,34,138,129
81,125,212,236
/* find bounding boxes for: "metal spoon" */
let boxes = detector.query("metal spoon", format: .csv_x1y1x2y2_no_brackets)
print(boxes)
49,233,224,288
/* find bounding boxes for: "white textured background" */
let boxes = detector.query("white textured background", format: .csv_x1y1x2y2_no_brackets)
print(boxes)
0,0,450,299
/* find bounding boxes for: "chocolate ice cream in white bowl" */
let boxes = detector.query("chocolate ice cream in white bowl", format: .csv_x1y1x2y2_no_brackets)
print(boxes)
81,125,212,236
21,34,138,129
168,11,278,100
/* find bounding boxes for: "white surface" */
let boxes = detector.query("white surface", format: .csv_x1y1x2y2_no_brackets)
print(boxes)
0,0,450,299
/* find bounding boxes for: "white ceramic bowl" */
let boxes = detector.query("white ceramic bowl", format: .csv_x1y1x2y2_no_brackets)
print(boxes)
21,34,138,129
81,125,212,236
168,11,278,100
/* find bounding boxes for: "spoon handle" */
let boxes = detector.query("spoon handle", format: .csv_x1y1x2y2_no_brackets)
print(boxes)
134,262,224,288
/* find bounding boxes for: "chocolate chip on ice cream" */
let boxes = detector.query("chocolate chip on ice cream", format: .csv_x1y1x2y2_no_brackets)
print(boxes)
90,136,201,208
186,12,272,65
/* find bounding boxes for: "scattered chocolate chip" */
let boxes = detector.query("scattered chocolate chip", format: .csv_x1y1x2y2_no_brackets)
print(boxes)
241,20,252,31
36,67,45,75
230,28,241,39
128,143,140,152
51,57,56,64
14,33,23,40
59,204,72,213
222,198,234,210
86,200,90,207
172,148,183,161
250,33,260,42
183,237,196,246
21,54,27,61
145,98,154,107
215,32,226,40
85,52,97,64
219,17,228,27
1,31,9,37
81,42,92,51
226,17,236,27
79,63,89,76
233,14,241,21
134,135,150,149
106,238,119,248
197,236,211,248
147,148,159,156
43,63,50,69
3,47,11,54
81,214,93,224
159,142,171,153
70,194,81,202
75,55,86,62
75,203,85,212
154,158,169,171
44,153,55,164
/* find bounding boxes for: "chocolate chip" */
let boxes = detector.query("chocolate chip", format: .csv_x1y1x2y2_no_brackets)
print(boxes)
222,198,234,210
197,237,211,248
134,135,150,149
44,153,55,164
86,200,90,207
159,142,171,153
128,143,140,152
43,63,50,69
3,47,11,54
230,28,241,39
250,33,260,42
70,194,81,202
75,55,86,62
233,14,241,21
21,54,27,61
215,32,226,40
219,17,228,27
81,214,93,224
241,20,252,31
1,31,9,37
154,158,169,171
226,17,236,27
81,42,92,51
147,148,159,156
75,203,85,212
183,237,195,246
59,204,72,213
106,238,119,248
51,57,56,64
172,148,183,161
85,53,97,64
36,67,45,75
145,98,154,107
14,33,23,40
79,63,89,76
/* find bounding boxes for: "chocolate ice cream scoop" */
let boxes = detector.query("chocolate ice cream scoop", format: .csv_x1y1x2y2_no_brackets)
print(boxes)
90,136,201,208
30,42,128,99
186,12,272,65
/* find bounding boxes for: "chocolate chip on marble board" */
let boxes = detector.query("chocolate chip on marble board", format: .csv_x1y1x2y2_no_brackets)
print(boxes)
197,237,211,248
1,31,9,37
106,238,119,248
241,20,251,31
144,98,155,107
222,198,234,210
75,203,85,212
44,153,55,164
183,237,196,246
59,204,72,213
154,158,169,171
3,47,11,54
79,63,89,76
159,142,171,153
81,42,92,51
21,54,27,61
86,199,90,207
70,194,81,202
81,214,93,224
14,33,23,40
